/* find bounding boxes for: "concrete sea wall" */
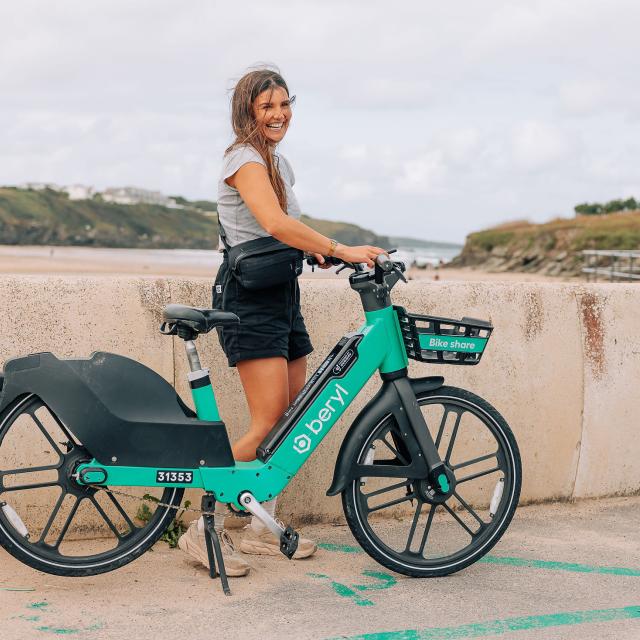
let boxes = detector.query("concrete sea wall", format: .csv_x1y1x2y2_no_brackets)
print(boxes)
0,276,638,527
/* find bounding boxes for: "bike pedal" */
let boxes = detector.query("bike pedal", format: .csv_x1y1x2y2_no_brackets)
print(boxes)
279,526,299,559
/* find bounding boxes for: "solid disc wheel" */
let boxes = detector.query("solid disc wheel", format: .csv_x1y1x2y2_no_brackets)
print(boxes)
342,385,521,577
0,394,184,576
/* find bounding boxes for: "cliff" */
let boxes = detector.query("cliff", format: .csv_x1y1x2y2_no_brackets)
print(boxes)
449,211,640,276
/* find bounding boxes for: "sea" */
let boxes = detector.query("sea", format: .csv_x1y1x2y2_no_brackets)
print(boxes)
0,243,461,271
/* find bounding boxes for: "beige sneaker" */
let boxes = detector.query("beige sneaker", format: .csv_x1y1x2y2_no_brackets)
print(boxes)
239,522,317,559
177,522,250,576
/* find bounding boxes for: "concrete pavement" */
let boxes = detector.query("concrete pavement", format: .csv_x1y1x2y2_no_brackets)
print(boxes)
1,496,639,640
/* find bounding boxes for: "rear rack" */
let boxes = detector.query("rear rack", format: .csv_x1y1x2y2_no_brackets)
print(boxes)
394,306,493,366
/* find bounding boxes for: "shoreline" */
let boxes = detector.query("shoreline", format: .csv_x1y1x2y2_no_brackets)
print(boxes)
0,244,578,282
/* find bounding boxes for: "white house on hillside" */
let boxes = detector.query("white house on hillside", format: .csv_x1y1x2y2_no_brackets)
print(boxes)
102,187,177,207
64,185,94,200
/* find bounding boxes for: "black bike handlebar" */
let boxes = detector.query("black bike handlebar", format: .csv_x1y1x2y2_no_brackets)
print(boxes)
305,250,407,282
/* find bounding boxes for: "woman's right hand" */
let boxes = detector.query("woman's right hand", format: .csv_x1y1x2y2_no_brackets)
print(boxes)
335,244,387,268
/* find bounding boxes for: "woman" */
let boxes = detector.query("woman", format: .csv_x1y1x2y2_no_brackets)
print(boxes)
178,66,386,577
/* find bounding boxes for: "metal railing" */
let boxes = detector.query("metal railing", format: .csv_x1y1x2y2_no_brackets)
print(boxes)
582,250,640,282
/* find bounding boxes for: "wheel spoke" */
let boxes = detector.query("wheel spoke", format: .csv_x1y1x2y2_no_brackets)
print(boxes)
367,492,416,514
404,499,423,552
453,491,486,528
1,463,60,476
363,480,411,500
1,480,60,492
28,411,64,457
434,409,449,449
444,411,463,464
103,491,138,532
380,434,409,465
442,502,476,538
90,496,125,540
452,451,498,471
38,491,66,543
457,466,501,484
53,497,81,549
417,504,436,555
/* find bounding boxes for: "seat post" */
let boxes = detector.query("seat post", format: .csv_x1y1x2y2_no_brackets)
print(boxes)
181,339,222,422
184,340,202,373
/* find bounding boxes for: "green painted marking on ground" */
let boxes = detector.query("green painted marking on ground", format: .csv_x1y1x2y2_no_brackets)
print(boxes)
478,555,640,576
353,571,397,592
319,542,640,577
318,543,362,553
33,622,103,635
308,572,375,606
16,601,103,635
1,587,36,591
330,605,640,639
34,627,79,635
308,570,397,607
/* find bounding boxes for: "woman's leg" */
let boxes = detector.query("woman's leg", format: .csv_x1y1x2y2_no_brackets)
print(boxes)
287,355,307,402
234,353,316,558
233,356,289,462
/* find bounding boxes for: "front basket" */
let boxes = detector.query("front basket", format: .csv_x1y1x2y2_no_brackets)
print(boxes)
394,306,493,365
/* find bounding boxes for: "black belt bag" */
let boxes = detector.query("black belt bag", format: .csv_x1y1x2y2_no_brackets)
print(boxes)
225,235,303,291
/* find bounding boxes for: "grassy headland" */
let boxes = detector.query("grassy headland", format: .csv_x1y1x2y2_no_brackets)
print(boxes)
0,187,390,250
450,211,640,276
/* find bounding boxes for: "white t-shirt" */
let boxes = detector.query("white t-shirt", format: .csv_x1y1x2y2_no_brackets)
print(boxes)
217,144,302,249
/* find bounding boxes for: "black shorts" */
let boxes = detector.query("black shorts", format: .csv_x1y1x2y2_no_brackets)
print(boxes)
212,258,314,367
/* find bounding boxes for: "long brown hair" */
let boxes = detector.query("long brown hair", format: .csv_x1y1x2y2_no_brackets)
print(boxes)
226,66,292,211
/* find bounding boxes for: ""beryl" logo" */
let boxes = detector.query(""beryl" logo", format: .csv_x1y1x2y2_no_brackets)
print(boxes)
293,383,349,454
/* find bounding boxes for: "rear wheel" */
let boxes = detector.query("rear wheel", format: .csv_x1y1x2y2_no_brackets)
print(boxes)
0,394,184,576
342,385,521,577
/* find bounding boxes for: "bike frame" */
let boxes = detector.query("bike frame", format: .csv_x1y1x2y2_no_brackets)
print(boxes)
76,305,409,507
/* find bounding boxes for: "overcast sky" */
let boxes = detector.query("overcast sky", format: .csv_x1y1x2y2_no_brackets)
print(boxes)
1,1,638,243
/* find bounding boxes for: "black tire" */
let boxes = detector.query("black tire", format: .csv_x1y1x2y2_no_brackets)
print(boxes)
0,394,185,577
342,385,521,577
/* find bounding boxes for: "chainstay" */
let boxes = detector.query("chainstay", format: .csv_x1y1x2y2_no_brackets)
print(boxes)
90,486,251,518
93,486,219,516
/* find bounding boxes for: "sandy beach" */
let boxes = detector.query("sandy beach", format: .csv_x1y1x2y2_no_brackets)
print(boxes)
0,244,573,282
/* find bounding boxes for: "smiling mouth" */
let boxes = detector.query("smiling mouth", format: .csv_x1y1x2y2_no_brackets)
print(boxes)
266,122,285,130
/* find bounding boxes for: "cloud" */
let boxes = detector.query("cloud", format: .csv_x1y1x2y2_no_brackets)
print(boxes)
558,81,608,116
394,150,447,194
335,179,375,200
511,121,571,170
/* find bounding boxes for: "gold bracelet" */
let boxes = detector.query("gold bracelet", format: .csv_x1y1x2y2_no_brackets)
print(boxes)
327,238,338,257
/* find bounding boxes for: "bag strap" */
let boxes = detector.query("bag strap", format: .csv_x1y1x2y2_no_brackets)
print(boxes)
217,216,231,252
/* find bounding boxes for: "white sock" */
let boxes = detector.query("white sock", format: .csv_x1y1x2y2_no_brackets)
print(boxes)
213,502,228,533
196,503,227,535
250,497,277,533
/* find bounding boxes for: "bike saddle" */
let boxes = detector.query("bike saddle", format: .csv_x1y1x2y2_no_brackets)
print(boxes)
162,304,240,336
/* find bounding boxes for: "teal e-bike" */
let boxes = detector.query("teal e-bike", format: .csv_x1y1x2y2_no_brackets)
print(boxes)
0,254,521,595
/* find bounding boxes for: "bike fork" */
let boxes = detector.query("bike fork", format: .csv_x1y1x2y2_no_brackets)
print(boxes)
392,378,454,493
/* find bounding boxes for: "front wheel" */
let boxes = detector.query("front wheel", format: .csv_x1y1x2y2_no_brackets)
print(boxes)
342,385,521,577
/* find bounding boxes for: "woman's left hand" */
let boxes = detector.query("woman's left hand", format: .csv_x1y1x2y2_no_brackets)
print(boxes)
311,253,333,269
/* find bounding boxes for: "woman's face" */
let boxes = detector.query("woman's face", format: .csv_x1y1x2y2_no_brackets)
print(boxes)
252,86,292,144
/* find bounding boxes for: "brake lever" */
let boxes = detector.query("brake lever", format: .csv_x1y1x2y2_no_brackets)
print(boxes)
394,263,408,283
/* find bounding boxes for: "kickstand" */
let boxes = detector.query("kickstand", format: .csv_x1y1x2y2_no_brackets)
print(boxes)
201,495,231,596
